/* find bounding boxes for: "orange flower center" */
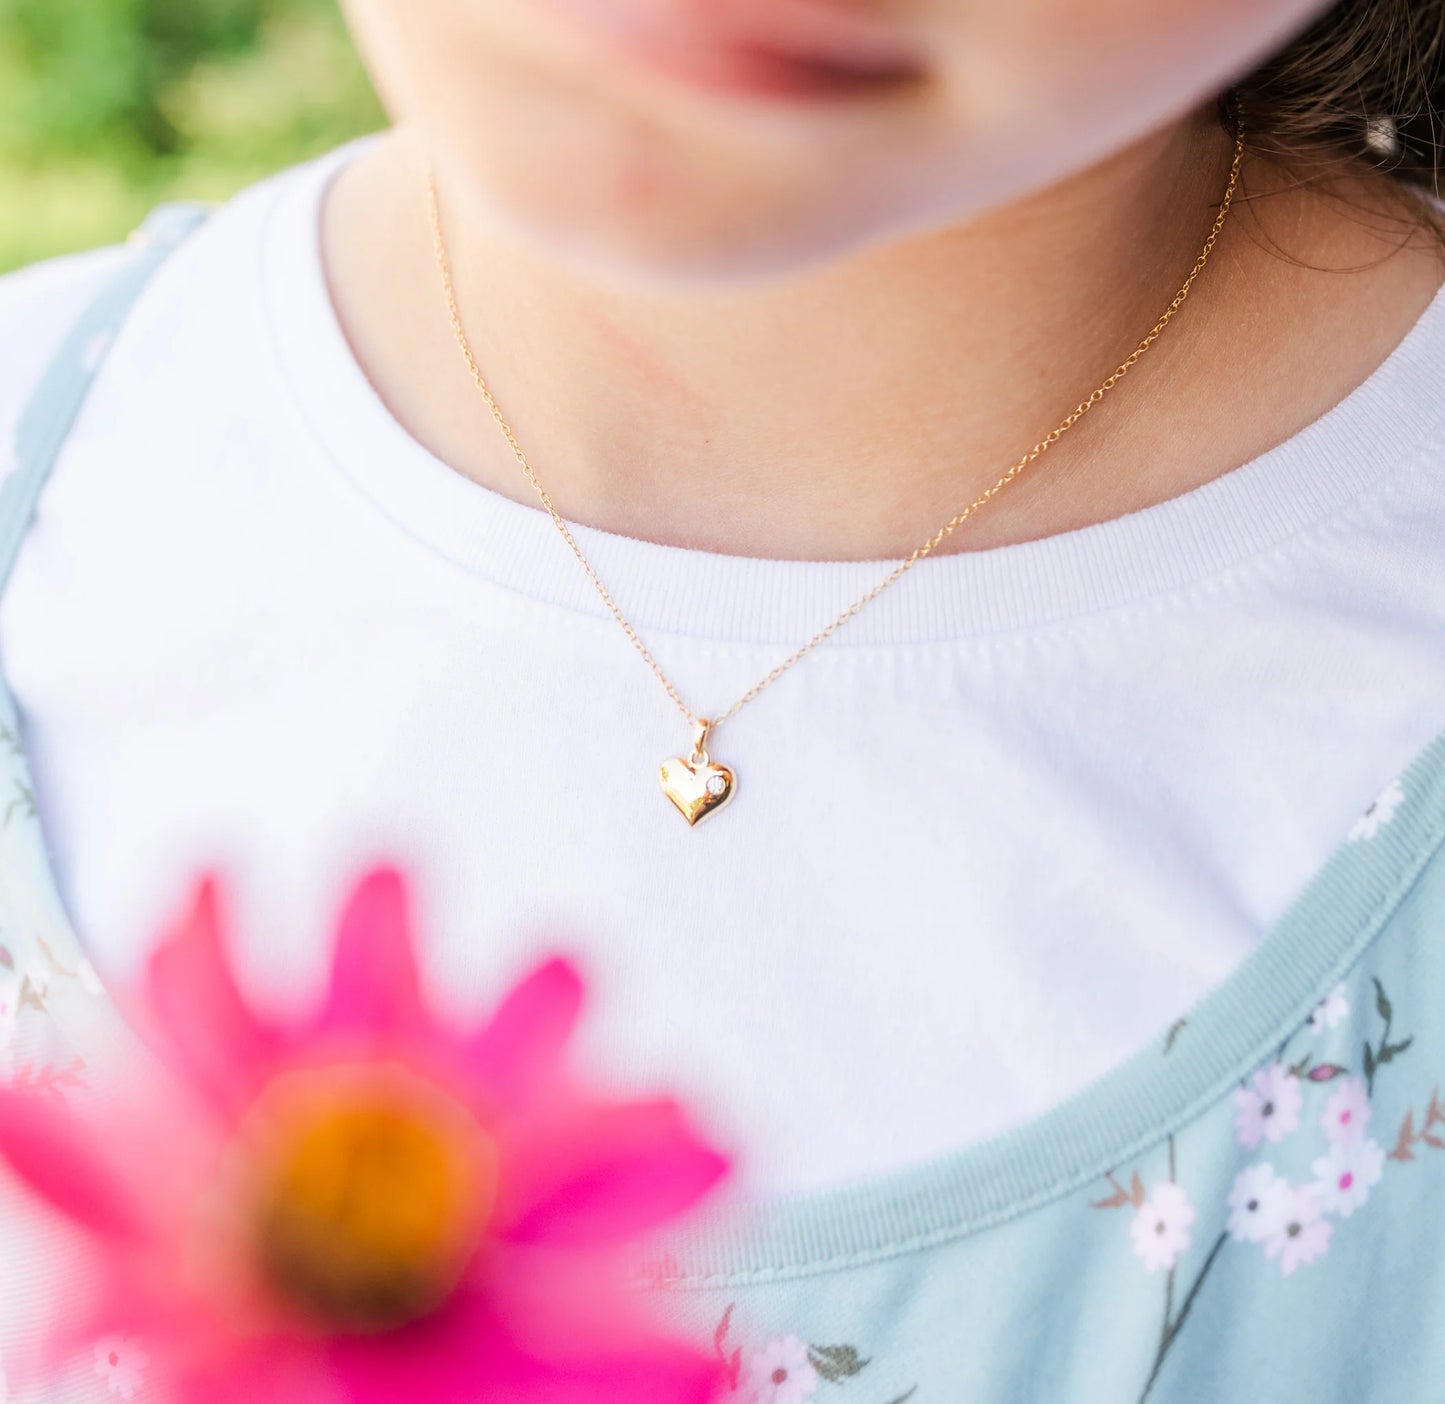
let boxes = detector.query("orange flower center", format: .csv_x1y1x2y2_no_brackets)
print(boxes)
245,1068,498,1333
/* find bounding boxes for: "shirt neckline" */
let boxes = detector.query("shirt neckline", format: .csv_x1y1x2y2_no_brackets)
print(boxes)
260,142,1445,648
8,162,1445,1289
658,736,1445,1285
250,145,1445,1279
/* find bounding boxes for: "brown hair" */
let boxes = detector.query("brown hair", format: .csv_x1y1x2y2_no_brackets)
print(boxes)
1224,0,1445,193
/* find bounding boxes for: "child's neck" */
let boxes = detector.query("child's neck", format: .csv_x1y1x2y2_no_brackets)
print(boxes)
322,116,1443,562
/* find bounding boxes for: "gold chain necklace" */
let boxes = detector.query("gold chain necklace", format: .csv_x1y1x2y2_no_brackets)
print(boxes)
428,135,1244,827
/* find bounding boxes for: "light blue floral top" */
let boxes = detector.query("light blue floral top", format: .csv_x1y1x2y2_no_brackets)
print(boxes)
2,209,1442,1404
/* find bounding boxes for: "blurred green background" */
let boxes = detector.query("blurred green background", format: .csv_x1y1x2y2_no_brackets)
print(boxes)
0,0,385,273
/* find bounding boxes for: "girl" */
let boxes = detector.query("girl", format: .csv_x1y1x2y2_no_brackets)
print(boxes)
2,0,1444,1398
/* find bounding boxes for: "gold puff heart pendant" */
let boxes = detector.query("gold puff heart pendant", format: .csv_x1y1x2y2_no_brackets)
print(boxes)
659,721,735,827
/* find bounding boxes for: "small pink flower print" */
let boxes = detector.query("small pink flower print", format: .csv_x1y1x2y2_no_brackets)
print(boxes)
1226,1163,1291,1244
1311,1138,1386,1219
1234,1063,1303,1149
738,1337,819,1404
1130,1181,1195,1273
1348,778,1404,842
1321,1075,1372,1144
92,1335,149,1400
1307,983,1350,1033
1263,1185,1333,1276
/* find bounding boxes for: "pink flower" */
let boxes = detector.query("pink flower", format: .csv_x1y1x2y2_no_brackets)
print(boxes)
1233,1063,1302,1149
1321,1076,1371,1144
1262,1185,1332,1276
1310,1138,1385,1219
1225,1164,1290,1245
736,1337,819,1404
0,867,729,1404
1129,1181,1195,1273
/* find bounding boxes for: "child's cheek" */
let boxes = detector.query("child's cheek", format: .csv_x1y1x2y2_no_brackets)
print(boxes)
328,0,1336,284
950,0,1331,130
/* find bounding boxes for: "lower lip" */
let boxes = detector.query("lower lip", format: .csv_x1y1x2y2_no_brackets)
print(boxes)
543,0,925,103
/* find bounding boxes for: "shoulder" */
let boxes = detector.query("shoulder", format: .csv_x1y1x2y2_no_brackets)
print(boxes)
0,244,129,328
0,245,132,470
0,143,364,464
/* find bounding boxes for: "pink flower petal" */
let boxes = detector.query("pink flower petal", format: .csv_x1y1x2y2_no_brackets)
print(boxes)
465,958,584,1109
0,1088,142,1238
327,1295,507,1404
143,875,281,1120
315,866,426,1039
14,868,730,1404
171,1338,333,1404
329,1290,720,1404
502,1098,729,1248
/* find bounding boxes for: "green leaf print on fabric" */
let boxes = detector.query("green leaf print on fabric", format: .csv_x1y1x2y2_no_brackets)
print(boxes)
808,1346,870,1382
1363,977,1413,1093
714,1304,915,1404
0,724,34,829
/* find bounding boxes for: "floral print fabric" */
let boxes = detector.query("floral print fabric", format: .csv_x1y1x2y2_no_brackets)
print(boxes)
5,232,1445,1402
652,770,1445,1404
1092,960,1419,1398
6,651,1445,1404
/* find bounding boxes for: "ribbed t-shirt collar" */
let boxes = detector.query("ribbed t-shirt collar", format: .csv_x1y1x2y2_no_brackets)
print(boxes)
260,140,1445,647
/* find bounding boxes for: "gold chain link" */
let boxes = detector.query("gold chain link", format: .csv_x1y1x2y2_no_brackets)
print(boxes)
428,134,1244,738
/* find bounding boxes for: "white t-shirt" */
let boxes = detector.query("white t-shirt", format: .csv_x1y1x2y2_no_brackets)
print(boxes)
2,146,1443,1195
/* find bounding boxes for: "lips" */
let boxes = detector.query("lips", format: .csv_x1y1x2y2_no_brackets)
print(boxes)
542,0,927,100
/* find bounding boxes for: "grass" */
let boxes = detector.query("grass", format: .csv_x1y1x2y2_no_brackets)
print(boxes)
0,5,384,274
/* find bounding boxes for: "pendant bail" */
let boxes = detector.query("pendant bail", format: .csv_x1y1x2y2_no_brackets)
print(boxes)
689,719,713,766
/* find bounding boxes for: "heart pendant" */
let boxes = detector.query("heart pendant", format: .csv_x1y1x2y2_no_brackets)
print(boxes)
659,724,736,827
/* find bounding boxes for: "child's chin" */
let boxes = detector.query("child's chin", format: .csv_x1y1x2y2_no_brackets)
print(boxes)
456,137,906,289
520,199,880,289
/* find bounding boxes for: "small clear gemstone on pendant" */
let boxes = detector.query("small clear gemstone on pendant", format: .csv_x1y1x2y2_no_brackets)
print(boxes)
705,773,728,798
